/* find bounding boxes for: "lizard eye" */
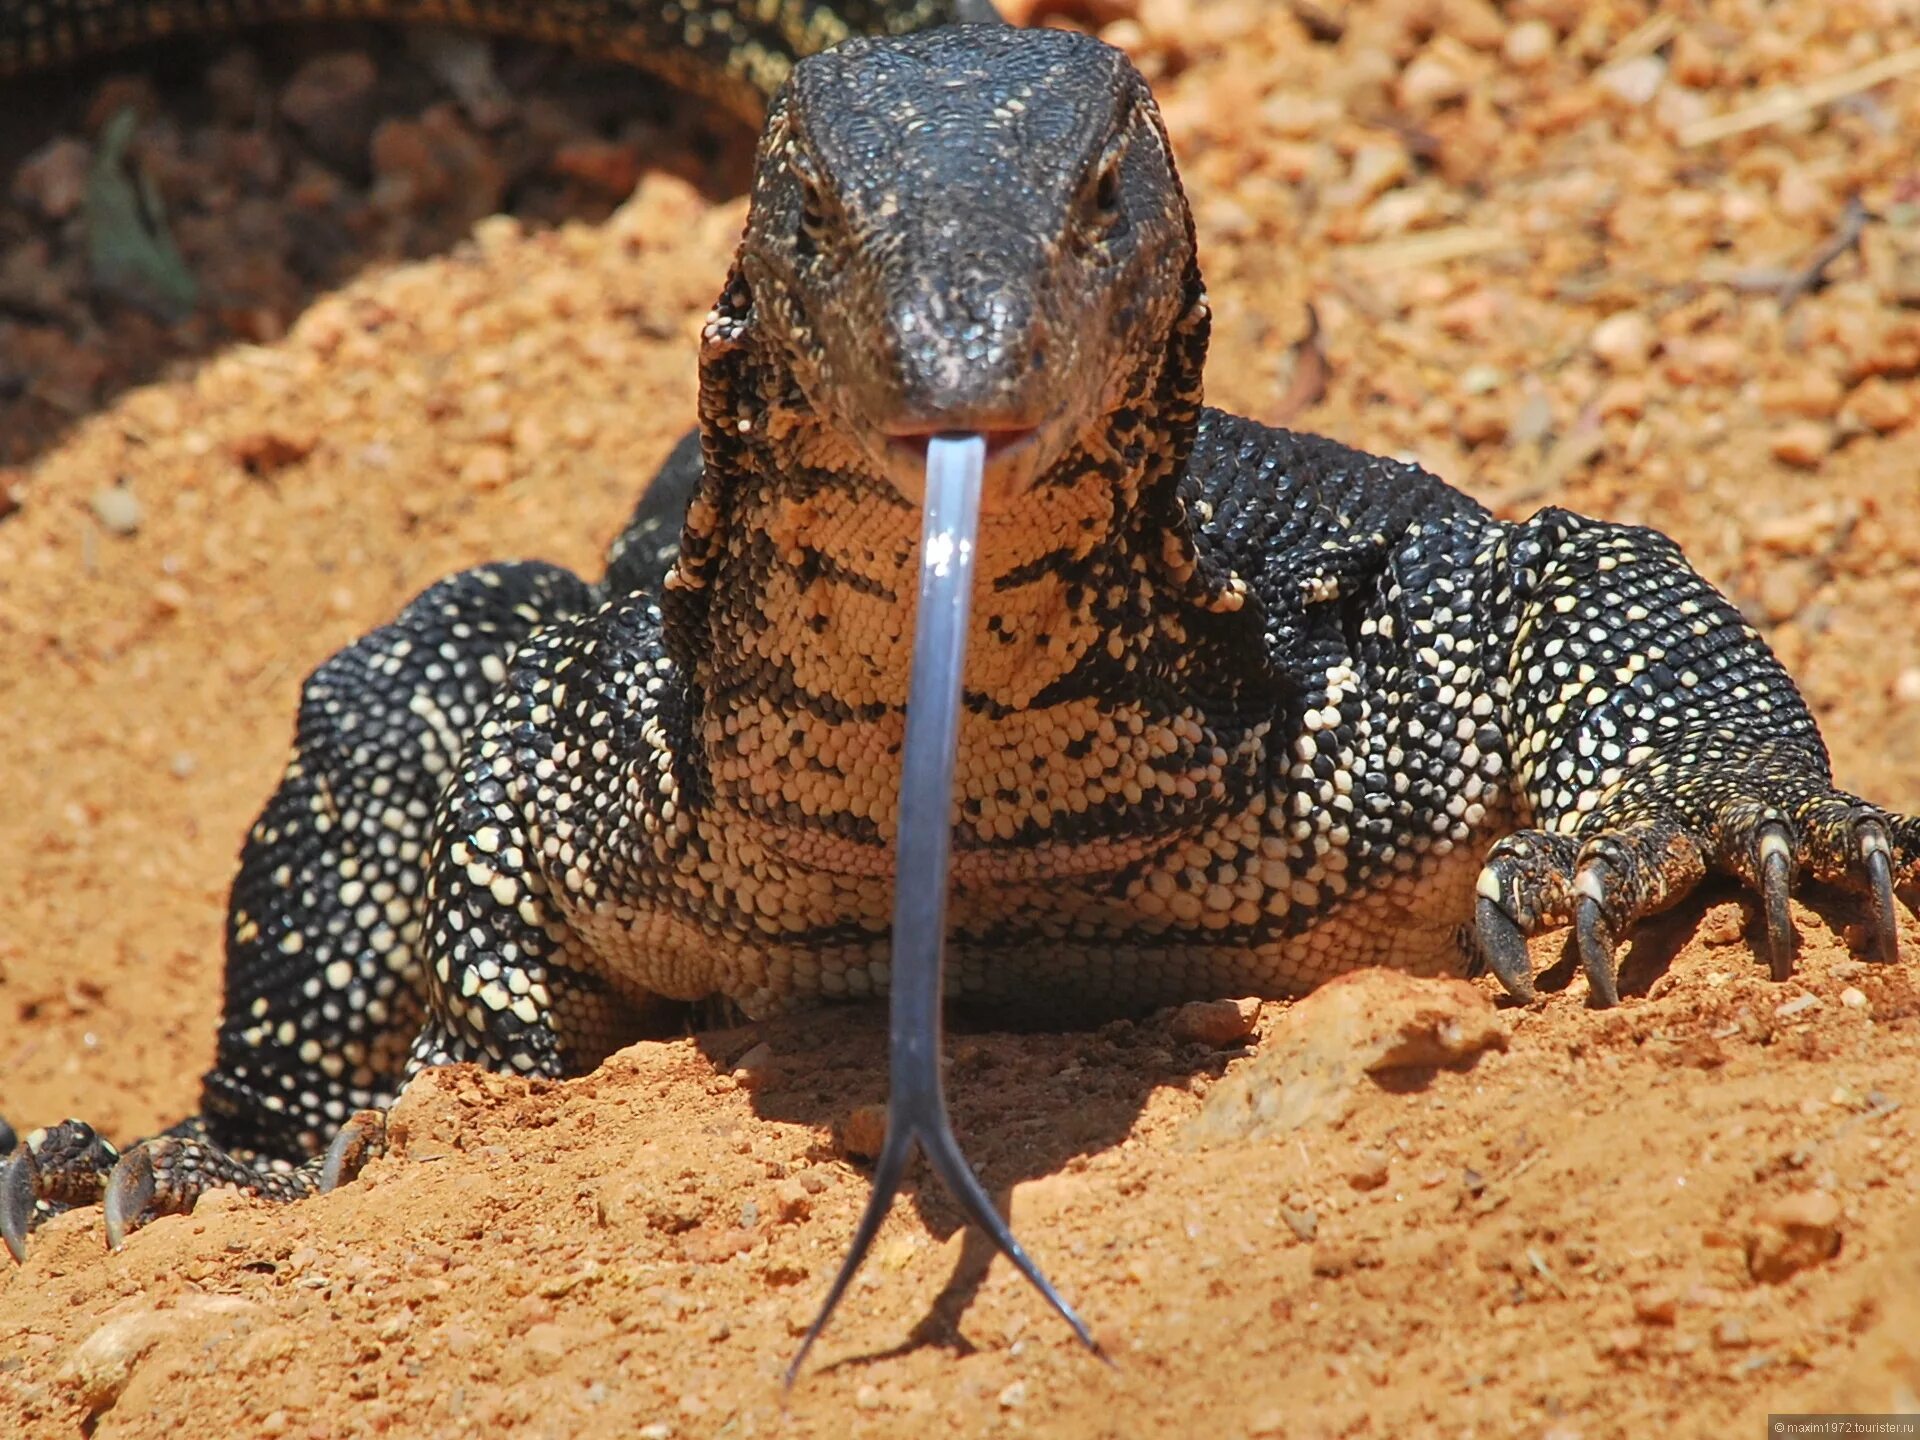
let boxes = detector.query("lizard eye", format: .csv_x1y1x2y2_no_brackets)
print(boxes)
791,156,831,262
1076,142,1131,250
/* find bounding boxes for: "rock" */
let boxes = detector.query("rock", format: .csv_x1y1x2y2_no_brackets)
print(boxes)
1747,1189,1842,1282
1668,30,1720,87
88,485,142,536
369,107,505,234
279,53,379,165
11,138,91,221
1397,52,1468,112
772,1178,813,1224
1168,997,1261,1047
1594,377,1647,420
1347,1147,1391,1191
521,1322,572,1374
1841,377,1916,434
1188,969,1508,1144
551,140,645,200
839,1103,887,1161
1754,557,1820,625
1598,55,1666,106
1503,20,1555,68
1632,1288,1678,1326
729,1041,777,1091
1759,373,1844,419
60,1297,257,1415
1769,422,1834,468
1590,311,1657,371
230,428,317,475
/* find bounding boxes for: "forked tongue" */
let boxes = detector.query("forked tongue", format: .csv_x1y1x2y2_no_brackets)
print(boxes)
786,435,1100,1382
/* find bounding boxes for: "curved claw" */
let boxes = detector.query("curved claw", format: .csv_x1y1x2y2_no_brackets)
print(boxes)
1859,822,1899,965
1574,870,1620,1009
1758,823,1795,982
102,1148,156,1252
2,1149,38,1264
1474,894,1537,1002
320,1111,386,1192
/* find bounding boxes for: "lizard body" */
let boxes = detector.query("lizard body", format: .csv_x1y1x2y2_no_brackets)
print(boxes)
1,0,999,119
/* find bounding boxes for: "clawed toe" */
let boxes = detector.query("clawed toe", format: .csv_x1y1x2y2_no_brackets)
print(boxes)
102,1149,157,1252
1756,821,1796,981
1572,877,1620,1009
1855,819,1900,965
320,1111,387,1192
2,1148,37,1264
1473,895,1537,1003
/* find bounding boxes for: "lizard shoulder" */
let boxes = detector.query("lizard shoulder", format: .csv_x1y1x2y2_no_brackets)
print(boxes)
1180,407,1496,627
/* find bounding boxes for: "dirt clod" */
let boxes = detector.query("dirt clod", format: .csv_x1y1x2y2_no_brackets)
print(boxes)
1167,997,1261,1047
1748,1190,1845,1283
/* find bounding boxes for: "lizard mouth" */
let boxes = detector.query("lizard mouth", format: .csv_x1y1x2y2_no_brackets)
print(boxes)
884,426,1039,461
877,424,1046,506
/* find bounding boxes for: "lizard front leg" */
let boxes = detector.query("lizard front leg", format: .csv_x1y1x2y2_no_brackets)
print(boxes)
4,562,597,1257
321,605,676,1186
1472,509,1918,1005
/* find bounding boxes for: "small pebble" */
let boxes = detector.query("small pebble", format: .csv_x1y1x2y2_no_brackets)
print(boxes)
1747,1189,1842,1282
1590,311,1656,371
1347,1147,1391,1191
840,1104,887,1161
730,1042,776,1090
1599,55,1666,106
89,486,142,536
1168,997,1260,1047
997,1381,1027,1410
1769,422,1833,468
11,137,91,220
1843,377,1917,434
1503,19,1555,67
773,1178,813,1224
1632,1288,1677,1326
1397,53,1467,112
1839,987,1868,1012
1758,373,1844,420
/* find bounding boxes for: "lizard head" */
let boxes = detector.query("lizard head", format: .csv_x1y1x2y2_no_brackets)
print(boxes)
725,23,1204,511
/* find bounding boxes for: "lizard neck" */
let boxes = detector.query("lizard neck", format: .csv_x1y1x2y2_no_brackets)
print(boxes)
665,262,1277,863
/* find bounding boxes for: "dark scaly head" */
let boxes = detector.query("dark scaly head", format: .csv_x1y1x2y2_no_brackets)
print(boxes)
710,24,1207,511
666,26,1248,855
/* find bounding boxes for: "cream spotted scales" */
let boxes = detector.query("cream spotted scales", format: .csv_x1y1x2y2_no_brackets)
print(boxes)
5,25,1918,1365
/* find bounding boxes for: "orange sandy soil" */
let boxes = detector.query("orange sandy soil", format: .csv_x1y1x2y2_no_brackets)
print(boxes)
4,1,1920,1436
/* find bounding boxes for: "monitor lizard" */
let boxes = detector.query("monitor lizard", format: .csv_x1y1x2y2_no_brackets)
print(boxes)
5,24,1917,1347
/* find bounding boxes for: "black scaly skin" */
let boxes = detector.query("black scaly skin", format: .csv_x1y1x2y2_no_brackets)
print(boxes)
7,28,1919,1268
0,0,1001,121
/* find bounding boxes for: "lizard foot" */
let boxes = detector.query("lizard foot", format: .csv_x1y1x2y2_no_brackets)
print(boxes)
2,1119,120,1262
3,1116,350,1259
101,1135,323,1250
1474,743,1919,1007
